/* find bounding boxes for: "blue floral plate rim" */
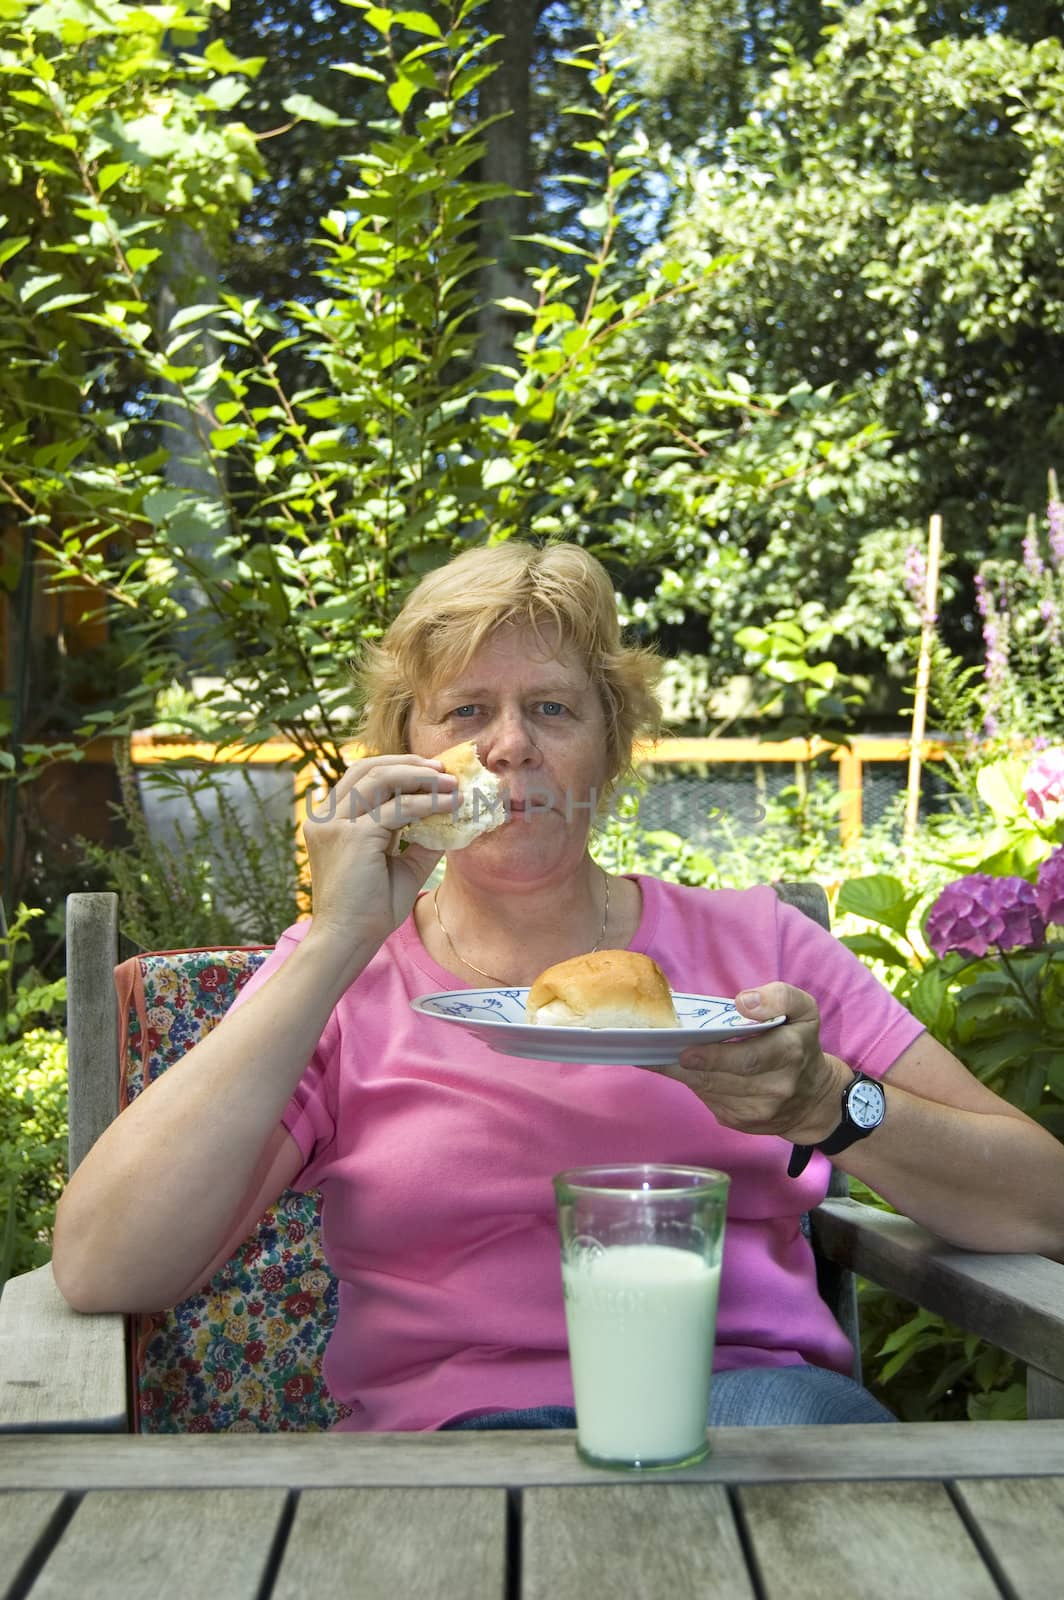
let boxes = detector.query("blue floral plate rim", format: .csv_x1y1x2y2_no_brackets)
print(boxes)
409,988,785,1065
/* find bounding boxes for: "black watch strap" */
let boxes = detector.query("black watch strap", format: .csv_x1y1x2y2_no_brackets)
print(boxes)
787,1142,816,1178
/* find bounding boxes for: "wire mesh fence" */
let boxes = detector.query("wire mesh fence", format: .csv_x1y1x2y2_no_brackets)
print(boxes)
125,734,968,871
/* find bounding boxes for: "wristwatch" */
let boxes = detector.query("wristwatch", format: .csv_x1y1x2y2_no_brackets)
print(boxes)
786,1071,886,1179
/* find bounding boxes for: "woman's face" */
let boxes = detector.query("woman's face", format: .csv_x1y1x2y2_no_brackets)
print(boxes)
406,622,611,886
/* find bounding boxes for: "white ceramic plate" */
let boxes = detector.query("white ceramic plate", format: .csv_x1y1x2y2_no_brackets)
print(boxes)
410,988,786,1065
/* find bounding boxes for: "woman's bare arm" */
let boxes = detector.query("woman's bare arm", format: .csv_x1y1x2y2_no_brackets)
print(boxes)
52,754,451,1314
675,985,1064,1260
52,926,370,1313
843,1030,1064,1259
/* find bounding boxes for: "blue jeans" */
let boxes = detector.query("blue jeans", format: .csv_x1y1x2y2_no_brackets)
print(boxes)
439,1364,894,1430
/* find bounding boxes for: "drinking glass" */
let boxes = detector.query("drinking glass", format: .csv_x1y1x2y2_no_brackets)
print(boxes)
553,1163,730,1470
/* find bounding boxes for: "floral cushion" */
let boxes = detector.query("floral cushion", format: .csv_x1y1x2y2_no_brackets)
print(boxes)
120,946,350,1432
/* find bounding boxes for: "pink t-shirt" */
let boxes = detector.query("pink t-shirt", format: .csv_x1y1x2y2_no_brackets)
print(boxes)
230,877,924,1431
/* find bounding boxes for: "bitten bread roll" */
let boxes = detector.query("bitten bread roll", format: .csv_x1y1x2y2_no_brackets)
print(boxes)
526,949,679,1029
403,740,506,851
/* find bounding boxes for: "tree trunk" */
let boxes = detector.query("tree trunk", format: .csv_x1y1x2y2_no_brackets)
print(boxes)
475,0,547,382
156,224,232,666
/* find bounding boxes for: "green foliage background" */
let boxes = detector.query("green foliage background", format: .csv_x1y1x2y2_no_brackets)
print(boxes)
1,0,1062,1424
0,908,67,1286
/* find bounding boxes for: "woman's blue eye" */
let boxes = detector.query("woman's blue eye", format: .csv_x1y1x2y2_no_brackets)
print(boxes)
452,705,480,718
540,701,566,716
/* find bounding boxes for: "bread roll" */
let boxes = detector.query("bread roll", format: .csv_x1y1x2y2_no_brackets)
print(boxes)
403,740,506,851
526,949,679,1029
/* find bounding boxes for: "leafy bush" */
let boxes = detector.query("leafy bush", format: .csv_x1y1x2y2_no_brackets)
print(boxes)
79,750,304,950
0,907,68,1286
0,0,886,785
837,740,1064,1419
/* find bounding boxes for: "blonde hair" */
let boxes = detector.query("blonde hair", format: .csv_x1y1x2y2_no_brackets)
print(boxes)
356,541,662,788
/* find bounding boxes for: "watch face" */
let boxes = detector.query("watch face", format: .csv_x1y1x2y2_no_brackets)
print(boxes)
848,1078,885,1130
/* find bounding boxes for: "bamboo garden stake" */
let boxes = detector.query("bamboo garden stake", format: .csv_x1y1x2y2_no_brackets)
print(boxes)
904,514,944,855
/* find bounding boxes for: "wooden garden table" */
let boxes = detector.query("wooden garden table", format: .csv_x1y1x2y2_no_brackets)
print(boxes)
3,1423,1064,1598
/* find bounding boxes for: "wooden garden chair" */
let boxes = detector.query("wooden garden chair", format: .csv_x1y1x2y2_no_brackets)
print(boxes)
3,887,1064,1432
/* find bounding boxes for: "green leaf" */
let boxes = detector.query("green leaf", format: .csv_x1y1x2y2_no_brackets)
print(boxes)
0,237,30,269
516,233,594,258
877,1307,939,1357
394,10,443,37
976,758,1028,821
578,201,609,231
334,63,387,83
34,291,92,314
282,93,345,126
967,1384,1026,1423
18,273,63,306
209,425,247,450
839,932,912,969
203,39,267,77
126,248,161,273
387,75,417,114
907,964,956,1035
205,77,248,112
166,304,224,334
836,875,913,937
608,166,639,192
482,457,516,488
96,163,129,194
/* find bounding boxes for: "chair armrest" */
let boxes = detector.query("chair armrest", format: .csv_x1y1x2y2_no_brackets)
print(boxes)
0,1262,129,1432
811,1197,1064,1382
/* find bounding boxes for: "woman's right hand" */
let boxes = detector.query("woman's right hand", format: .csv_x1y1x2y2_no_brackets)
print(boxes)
301,753,457,954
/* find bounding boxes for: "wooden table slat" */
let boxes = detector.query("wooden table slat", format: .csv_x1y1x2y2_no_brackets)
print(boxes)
523,1485,756,1600
738,1481,1002,1600
0,1491,68,1600
272,1488,508,1600
6,1424,1064,1490
6,1431,1064,1600
22,1489,288,1600
953,1477,1064,1599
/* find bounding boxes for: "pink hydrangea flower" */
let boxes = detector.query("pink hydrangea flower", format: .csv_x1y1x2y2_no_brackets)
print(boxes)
1036,846,1064,927
926,875,1046,959
1025,747,1064,823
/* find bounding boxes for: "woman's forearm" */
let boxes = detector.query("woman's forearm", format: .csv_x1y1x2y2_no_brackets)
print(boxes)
52,925,369,1313
841,1083,1064,1259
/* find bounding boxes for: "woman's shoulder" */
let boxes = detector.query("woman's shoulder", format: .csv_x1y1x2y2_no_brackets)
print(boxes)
637,875,780,922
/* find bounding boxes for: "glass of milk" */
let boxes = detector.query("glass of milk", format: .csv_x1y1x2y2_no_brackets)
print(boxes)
553,1164,730,1470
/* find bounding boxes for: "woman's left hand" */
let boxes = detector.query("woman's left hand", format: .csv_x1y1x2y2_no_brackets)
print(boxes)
670,983,852,1145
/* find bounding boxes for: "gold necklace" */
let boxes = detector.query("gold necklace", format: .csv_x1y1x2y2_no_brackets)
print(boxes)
432,871,611,987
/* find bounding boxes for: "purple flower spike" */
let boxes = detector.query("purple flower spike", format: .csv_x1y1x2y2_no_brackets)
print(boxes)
926,874,1046,959
904,544,927,608
1023,527,1045,579
1036,846,1064,927
975,571,990,617
1025,747,1064,824
1048,500,1064,569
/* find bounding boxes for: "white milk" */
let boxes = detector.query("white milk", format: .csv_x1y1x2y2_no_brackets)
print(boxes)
561,1242,721,1464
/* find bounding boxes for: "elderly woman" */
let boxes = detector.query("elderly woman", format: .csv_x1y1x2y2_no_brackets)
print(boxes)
54,541,1064,1432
